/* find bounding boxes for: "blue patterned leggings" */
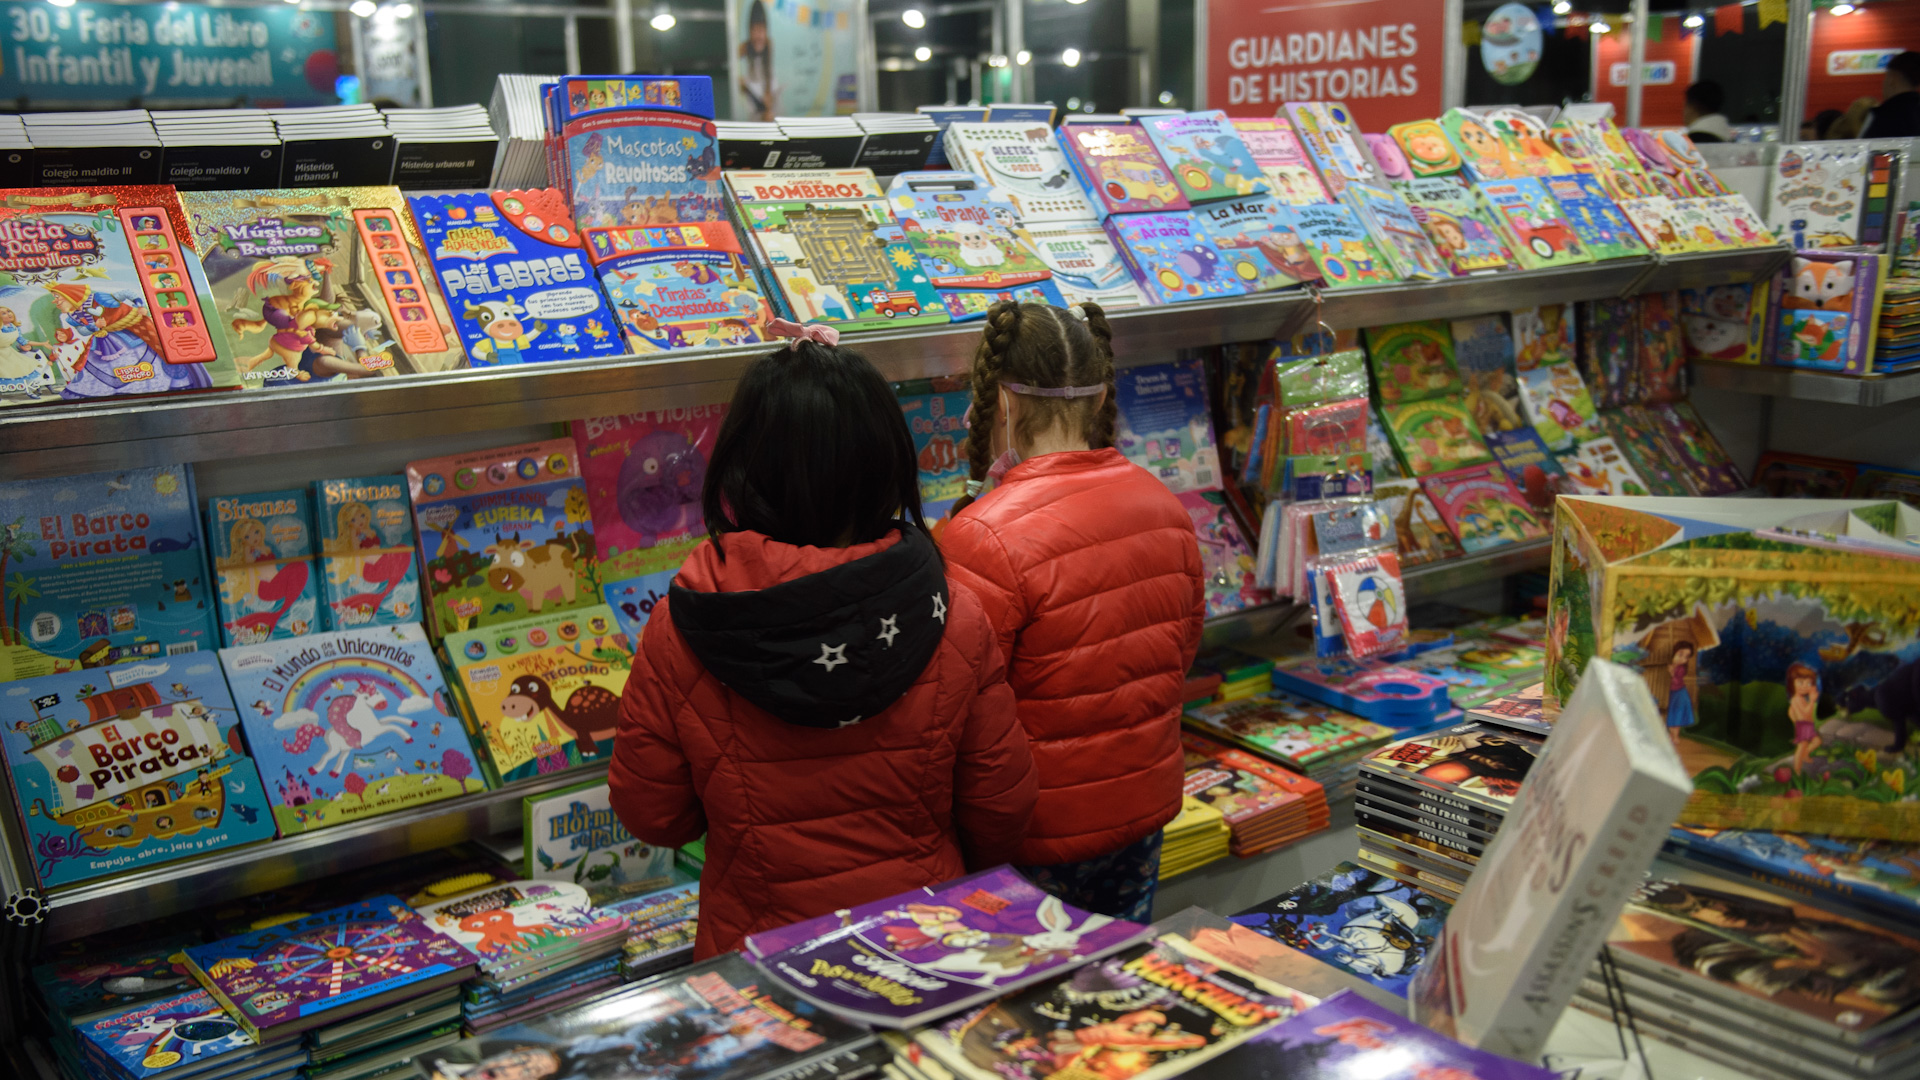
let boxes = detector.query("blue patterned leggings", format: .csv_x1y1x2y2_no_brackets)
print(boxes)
1016,831,1164,923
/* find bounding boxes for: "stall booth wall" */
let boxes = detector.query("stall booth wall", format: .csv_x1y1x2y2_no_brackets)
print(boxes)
1593,17,1695,125
1805,3,1920,120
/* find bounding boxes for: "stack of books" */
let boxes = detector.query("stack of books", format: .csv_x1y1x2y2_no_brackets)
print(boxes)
1191,646,1276,702
75,990,310,1080
486,72,558,187
1876,278,1920,373
1354,720,1545,900
714,119,786,168
775,115,866,169
383,105,497,189
269,104,396,187
850,111,940,174
1394,638,1546,710
1464,681,1549,733
1160,795,1233,878
415,880,630,1026
1663,824,1920,933
299,988,464,1080
23,110,161,186
1182,732,1330,856
1231,861,1451,998
460,955,624,1035
152,109,283,190
1184,690,1398,800
601,880,700,981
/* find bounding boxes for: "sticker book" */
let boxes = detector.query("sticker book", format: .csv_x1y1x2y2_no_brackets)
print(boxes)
0,660,275,889
1229,116,1332,205
1764,143,1868,247
1024,223,1150,308
1194,195,1319,291
572,406,723,584
1058,122,1188,217
1545,173,1650,261
1474,178,1594,269
221,623,487,836
1420,463,1547,552
524,778,675,901
409,189,625,366
1371,478,1465,566
1450,314,1525,434
1230,861,1449,996
1515,361,1601,450
1363,321,1459,406
1276,202,1398,289
1139,110,1272,204
1114,357,1221,494
313,474,421,631
206,489,323,648
941,122,1101,225
1105,210,1251,304
1343,183,1448,282
1401,175,1519,275
885,170,1066,319
179,187,467,386
589,220,772,350
558,108,725,232
0,465,217,684
442,605,629,784
405,438,600,640
1383,398,1494,477
1282,102,1384,199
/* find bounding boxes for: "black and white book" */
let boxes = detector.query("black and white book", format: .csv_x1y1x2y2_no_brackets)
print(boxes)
385,105,497,189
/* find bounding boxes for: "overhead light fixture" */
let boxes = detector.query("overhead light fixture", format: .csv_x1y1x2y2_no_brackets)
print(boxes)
914,45,931,61
1831,2,1856,12
1683,11,1704,25
1158,90,1174,104
1552,0,1570,12
1061,47,1081,67
391,2,414,16
284,0,301,6
650,6,676,29
349,0,377,16
1589,18,1610,32
901,7,925,28
1016,49,1031,64
1066,97,1081,110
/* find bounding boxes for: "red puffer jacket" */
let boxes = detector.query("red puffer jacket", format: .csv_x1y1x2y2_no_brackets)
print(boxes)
609,524,1038,959
942,448,1205,865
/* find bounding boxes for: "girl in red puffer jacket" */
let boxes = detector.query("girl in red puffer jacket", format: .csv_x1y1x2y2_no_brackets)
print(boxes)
942,301,1205,923
609,325,1038,958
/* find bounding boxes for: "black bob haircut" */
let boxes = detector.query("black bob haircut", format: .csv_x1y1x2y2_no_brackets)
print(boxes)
702,339,925,549
1685,80,1723,115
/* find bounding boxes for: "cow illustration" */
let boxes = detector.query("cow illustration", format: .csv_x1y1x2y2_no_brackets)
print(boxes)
485,533,578,612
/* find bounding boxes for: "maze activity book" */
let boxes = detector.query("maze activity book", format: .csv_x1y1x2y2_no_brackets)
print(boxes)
221,623,486,836
206,489,323,648
1228,116,1331,205
442,605,629,784
886,171,1066,319
405,439,599,641
313,474,420,631
1140,110,1272,204
1059,122,1187,217
1106,211,1249,304
589,220,772,351
942,122,1100,224
1024,223,1150,307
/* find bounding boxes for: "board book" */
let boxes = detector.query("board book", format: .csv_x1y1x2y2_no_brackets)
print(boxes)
1770,251,1885,375
1450,314,1524,434
884,170,1066,319
442,605,629,784
1275,202,1398,289
1139,110,1272,204
1618,194,1691,255
1195,195,1319,291
179,187,467,386
1105,210,1250,304
1382,398,1492,477
1343,182,1447,281
220,622,487,836
405,437,599,640
1229,116,1331,205
1058,121,1187,217
1371,478,1465,566
1364,321,1459,406
1024,222,1150,308
557,108,724,232
1681,281,1770,365
572,405,722,588
74,990,255,1080
1515,360,1600,449
206,489,323,648
1419,463,1546,552
1390,119,1465,178
1401,175,1519,274
1441,108,1523,182
313,474,421,631
586,219,772,350
523,778,675,901
942,122,1101,224
1546,172,1650,260
1474,177,1594,269
1282,102,1384,198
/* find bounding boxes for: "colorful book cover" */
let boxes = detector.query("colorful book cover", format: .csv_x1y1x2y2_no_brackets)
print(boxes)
206,489,323,648
1637,290,1690,402
942,122,1101,224
572,406,722,591
1557,436,1651,498
1595,409,1692,496
1515,362,1600,450
742,866,1148,1028
1764,144,1868,248
1058,122,1188,217
1667,196,1736,251
1273,203,1398,289
1703,193,1777,246
1580,298,1639,407
313,475,421,631
76,990,254,1080
1343,182,1448,281
1400,175,1518,274
1646,401,1745,494
1450,315,1525,434
1362,721,1544,809
0,660,275,888
1229,862,1449,996
1184,691,1396,770
885,170,1062,321
1773,251,1884,374
183,895,479,1041
1105,210,1251,304
725,169,949,332
900,386,971,524
1474,178,1594,269
33,935,203,1025
441,605,628,784
1366,408,1406,481
1510,303,1574,370
1545,172,1650,260
0,465,217,684
1668,825,1920,927
221,623,487,835
1364,133,1412,183
1282,103,1384,199
523,778,675,900
416,880,625,978
1114,357,1221,493
1390,119,1465,178
1140,110,1272,204
408,189,625,367
1211,993,1557,1080
1230,116,1332,206
1618,195,1691,255
590,220,772,350
1420,463,1546,553
1370,478,1465,566
560,109,724,231
1485,427,1570,513
1485,108,1573,176
1024,223,1150,308
1441,108,1522,182
1363,321,1459,406
1382,398,1492,477
1681,281,1769,365
1182,490,1261,617
406,438,599,640
1196,196,1320,290
179,187,468,386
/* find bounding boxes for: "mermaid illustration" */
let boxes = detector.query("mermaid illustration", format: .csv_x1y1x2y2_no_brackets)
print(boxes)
333,501,381,552
227,257,373,382
33,283,206,399
228,518,275,564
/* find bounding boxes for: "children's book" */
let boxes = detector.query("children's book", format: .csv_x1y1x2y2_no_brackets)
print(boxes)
179,188,467,386
572,406,723,591
885,170,1066,320
1139,110,1272,204
1114,357,1221,493
1441,108,1522,182
0,465,217,684
313,475,421,631
1390,119,1465,178
1058,122,1188,218
1382,398,1492,477
1195,196,1319,291
558,108,725,231
1343,182,1448,281
1764,144,1869,248
1617,195,1690,255
221,623,487,835
0,186,239,403
942,122,1101,224
1183,491,1261,617
1024,222,1150,308
1593,410,1692,497
415,879,627,983
1751,450,1857,499
408,189,626,366
1557,436,1651,497
1474,178,1594,269
1702,192,1777,246
1486,107,1573,176
33,935,204,1027
899,385,971,524
182,895,479,1043
1282,103,1384,199
1450,315,1524,434
1421,463,1545,552
0,660,275,889
1667,196,1737,251
1230,116,1332,206
1273,203,1398,289
1667,825,1920,930
1184,691,1397,772
1401,175,1519,274
524,778,675,901
441,605,629,784
579,219,772,352
1545,173,1650,260
1510,303,1574,371
1636,290,1690,402
1676,281,1766,367
1364,133,1412,183
724,169,949,332
1771,251,1885,374
1645,401,1745,494
1271,655,1455,727
1371,478,1465,566
206,489,323,648
1580,298,1640,407
1363,321,1459,405
406,438,599,640
1105,210,1251,304
1230,862,1449,996
76,990,256,1080
1515,361,1600,450
1221,993,1559,1080
1485,427,1570,513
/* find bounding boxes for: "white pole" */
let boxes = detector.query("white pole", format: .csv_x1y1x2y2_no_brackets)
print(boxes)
564,15,581,76
411,8,433,106
614,0,637,73
1006,0,1026,102
1627,0,1648,126
1443,0,1464,110
1780,0,1813,136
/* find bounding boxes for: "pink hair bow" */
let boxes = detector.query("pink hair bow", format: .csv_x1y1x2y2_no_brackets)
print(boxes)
766,318,840,349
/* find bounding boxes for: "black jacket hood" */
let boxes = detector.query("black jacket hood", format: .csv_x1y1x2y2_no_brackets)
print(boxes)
667,524,950,729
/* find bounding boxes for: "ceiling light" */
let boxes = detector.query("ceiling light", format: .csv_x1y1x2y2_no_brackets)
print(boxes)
1589,18,1610,32
1158,90,1174,104
46,0,74,6
349,0,376,16
990,53,1010,67
1061,47,1081,67
1552,0,1570,11
1683,11,1704,25
901,7,925,28
391,2,414,15
1016,49,1031,65
1066,97,1081,110
914,45,931,61
1831,2,1856,12
650,8,676,29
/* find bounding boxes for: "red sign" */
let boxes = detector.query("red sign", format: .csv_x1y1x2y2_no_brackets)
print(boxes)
1806,6,1920,120
1592,25,1694,125
1207,0,1447,132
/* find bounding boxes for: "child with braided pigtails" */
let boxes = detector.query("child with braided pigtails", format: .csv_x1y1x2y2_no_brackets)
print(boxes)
942,301,1205,922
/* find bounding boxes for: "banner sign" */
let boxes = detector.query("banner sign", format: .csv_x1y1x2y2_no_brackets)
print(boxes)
1609,60,1676,86
0,2,337,102
729,0,859,121
1207,0,1446,131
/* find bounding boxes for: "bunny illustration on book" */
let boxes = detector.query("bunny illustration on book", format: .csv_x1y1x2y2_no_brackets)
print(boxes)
916,895,1115,980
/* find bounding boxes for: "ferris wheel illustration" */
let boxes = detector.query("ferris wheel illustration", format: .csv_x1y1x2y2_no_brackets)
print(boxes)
243,919,422,1004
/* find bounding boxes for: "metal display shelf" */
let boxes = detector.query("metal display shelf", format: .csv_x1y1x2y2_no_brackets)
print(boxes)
1693,359,1920,406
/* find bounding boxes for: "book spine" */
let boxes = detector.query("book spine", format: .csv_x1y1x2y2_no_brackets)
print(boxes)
1058,134,1113,220
1102,218,1154,302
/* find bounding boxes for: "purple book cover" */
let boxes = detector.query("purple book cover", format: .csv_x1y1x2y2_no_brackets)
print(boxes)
1204,992,1557,1080
744,866,1148,1028
1058,123,1188,217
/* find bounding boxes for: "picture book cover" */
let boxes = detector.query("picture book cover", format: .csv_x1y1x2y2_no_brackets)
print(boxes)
1363,133,1411,183
1702,193,1777,247
1282,103,1384,199
1185,496,1259,618
1371,478,1466,566
1390,120,1464,178
1440,109,1522,182
1474,178,1593,269
1681,281,1769,365
1274,203,1399,289
1196,196,1320,291
0,464,217,685
1183,731,1323,825
1382,398,1493,478
942,122,1101,225
1598,407,1692,496
0,659,275,889
1059,123,1188,217
591,220,772,350
1140,110,1272,204
183,894,479,1041
1450,315,1524,434
1210,993,1558,1080
1668,825,1920,927
1420,464,1546,553
572,405,721,587
1618,195,1690,255
1401,176,1519,275
442,605,629,783
885,170,1053,289
179,188,467,386
743,866,1149,1028
1024,223,1150,308
415,879,625,977
1764,144,1868,248
724,169,949,332
1485,427,1571,513
1105,210,1251,304
1515,361,1600,450
1229,861,1449,996
75,990,254,1080
405,438,599,640
1558,435,1651,498
916,934,1306,1080
524,778,675,901
33,934,203,1025
1646,401,1745,494
1751,451,1856,499
901,387,971,524
1184,691,1397,769
560,109,725,231
1486,108,1573,177
1580,298,1640,407
313,475,421,632
1114,357,1221,493
1637,290,1690,403
408,189,625,367
1773,252,1884,375
1510,303,1573,371
1342,183,1447,282
1362,721,1545,809
1363,321,1459,406
1230,116,1332,206
206,489,323,648
1667,196,1737,251
1545,173,1650,261
221,623,487,835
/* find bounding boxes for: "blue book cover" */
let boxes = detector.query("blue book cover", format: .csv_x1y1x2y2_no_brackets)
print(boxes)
409,189,626,366
590,221,772,351
76,990,254,1080
556,75,714,124
1024,223,1150,309
206,490,323,648
220,623,487,837
0,658,275,889
312,475,421,632
884,170,1068,320
1104,210,1250,305
1344,182,1449,282
1448,314,1526,435
1139,110,1273,204
899,387,971,523
0,465,217,684
563,111,726,232
1230,860,1450,996
1195,196,1319,291
1669,825,1920,929
1113,357,1221,493
1544,172,1650,260
1274,203,1401,289
1484,427,1569,512
603,568,676,658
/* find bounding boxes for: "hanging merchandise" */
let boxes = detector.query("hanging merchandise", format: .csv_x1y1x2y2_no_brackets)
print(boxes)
1326,551,1410,658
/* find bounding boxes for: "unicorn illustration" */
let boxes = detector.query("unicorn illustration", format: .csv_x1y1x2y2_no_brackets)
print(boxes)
276,678,417,777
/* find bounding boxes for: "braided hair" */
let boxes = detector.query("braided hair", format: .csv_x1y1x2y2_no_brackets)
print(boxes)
949,300,1118,517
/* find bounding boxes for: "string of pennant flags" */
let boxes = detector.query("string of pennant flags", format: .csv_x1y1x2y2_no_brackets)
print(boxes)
1463,0,1854,45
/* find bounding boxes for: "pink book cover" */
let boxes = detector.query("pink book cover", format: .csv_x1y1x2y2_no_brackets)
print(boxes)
1419,463,1547,554
572,406,726,583
1058,123,1189,216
